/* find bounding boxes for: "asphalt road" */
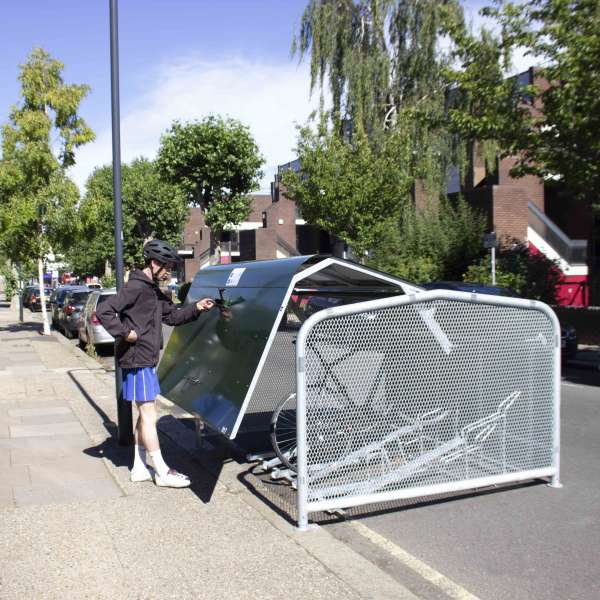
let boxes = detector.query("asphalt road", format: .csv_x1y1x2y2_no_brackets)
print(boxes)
326,370,600,600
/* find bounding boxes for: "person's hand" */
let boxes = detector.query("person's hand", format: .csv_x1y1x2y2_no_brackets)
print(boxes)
196,298,215,312
125,329,138,343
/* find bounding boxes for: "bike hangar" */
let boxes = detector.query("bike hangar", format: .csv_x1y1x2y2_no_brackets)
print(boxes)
158,255,561,530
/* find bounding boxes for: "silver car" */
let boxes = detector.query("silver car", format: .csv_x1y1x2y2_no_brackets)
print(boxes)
59,288,92,338
78,288,117,349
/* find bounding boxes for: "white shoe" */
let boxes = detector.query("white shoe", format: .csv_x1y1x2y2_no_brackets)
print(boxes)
155,469,191,488
130,466,154,483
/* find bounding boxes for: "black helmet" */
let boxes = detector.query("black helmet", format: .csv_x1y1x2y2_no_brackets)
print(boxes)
143,239,181,266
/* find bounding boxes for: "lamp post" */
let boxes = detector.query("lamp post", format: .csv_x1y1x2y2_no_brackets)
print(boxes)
110,0,133,446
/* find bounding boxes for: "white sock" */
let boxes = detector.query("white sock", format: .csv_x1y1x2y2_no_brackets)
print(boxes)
132,444,148,473
149,449,170,477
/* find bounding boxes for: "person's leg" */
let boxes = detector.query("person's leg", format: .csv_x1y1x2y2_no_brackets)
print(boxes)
130,412,151,481
136,400,190,488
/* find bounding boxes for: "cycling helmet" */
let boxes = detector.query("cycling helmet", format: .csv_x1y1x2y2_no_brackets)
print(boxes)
143,239,181,266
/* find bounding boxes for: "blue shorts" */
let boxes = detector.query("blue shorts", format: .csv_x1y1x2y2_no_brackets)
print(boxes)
122,367,160,402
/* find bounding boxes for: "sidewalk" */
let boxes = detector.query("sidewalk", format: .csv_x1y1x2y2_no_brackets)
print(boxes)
0,300,416,600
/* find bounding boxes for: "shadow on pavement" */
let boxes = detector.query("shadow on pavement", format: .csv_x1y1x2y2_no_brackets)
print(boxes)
238,466,547,528
0,321,43,333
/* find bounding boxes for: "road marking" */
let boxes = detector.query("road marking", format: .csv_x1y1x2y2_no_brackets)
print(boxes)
562,381,597,390
349,520,480,600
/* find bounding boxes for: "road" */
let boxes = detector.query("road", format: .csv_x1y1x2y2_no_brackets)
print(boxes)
323,368,600,600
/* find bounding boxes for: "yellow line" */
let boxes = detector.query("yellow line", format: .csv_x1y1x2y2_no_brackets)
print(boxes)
349,521,481,600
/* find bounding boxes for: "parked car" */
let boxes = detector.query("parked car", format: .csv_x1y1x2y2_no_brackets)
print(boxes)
419,281,578,360
78,288,117,349
26,287,52,311
58,288,92,339
49,285,86,327
21,286,35,308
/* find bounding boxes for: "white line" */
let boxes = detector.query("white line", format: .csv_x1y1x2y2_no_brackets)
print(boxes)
349,521,480,600
562,381,596,390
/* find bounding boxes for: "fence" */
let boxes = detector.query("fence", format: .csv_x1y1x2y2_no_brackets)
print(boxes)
295,290,561,530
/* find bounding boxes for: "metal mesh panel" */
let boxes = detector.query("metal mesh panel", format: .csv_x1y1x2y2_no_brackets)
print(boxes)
241,307,300,431
300,299,558,508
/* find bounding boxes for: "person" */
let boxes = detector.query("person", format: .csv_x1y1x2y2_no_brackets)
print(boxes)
97,239,215,488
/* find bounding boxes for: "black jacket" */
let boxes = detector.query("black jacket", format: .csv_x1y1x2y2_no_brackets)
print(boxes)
96,270,201,368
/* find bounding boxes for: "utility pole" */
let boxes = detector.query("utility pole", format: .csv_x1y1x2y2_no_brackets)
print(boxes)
110,0,133,446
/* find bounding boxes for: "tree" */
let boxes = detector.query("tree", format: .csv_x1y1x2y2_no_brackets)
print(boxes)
293,1,479,191
288,1,501,262
0,48,94,332
156,116,264,262
283,125,413,258
68,158,189,276
478,0,600,302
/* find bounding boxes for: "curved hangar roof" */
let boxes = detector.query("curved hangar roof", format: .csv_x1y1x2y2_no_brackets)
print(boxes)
158,255,418,439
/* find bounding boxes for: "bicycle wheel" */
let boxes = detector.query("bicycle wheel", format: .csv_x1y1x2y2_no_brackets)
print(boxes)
270,392,298,471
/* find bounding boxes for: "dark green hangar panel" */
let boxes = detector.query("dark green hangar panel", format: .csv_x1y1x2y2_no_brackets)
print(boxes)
158,255,413,439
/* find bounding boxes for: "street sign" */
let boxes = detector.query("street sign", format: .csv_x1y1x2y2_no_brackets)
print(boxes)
483,232,497,249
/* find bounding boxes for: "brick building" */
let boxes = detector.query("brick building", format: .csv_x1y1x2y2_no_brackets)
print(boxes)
179,69,596,306
435,68,595,307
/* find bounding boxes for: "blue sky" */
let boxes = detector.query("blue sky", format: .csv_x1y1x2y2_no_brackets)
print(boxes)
0,1,529,193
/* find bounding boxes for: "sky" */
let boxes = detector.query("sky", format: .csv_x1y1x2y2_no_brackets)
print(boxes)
0,1,533,194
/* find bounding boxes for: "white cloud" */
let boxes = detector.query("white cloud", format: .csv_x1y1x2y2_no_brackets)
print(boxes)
70,56,319,193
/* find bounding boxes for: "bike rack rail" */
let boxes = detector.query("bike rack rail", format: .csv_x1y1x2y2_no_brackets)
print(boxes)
295,291,561,530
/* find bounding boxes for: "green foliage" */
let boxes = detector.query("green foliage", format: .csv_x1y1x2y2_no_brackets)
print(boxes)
369,196,487,283
101,274,116,289
463,241,563,304
294,0,468,196
282,127,413,256
482,0,600,198
0,48,94,264
67,158,189,275
156,116,264,239
0,264,19,298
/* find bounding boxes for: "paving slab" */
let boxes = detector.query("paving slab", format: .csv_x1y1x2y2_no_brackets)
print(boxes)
0,485,13,508
0,464,30,486
12,478,122,507
0,433,92,452
28,453,111,485
8,406,73,418
9,421,86,438
16,412,78,426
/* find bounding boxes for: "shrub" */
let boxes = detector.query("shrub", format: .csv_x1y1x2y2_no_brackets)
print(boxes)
463,240,562,303
369,196,486,283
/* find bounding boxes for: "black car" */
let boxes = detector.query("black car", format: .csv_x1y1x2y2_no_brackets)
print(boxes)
420,281,578,360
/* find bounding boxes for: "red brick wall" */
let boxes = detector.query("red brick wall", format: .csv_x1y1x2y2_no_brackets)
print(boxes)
498,157,545,212
266,185,297,255
182,208,210,281
492,186,530,243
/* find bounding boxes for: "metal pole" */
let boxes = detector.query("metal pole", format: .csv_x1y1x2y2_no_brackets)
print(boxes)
16,264,24,323
491,246,496,286
110,0,133,446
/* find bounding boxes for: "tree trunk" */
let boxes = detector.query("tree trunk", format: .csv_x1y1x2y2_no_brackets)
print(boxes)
38,257,50,335
104,259,112,278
